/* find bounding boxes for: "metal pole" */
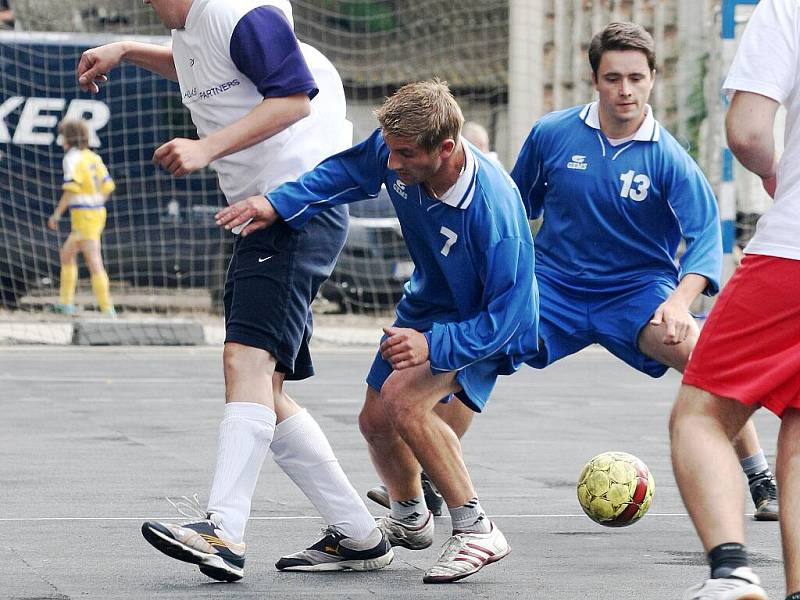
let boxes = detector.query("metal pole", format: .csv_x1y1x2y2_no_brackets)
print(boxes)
719,0,759,282
508,0,544,161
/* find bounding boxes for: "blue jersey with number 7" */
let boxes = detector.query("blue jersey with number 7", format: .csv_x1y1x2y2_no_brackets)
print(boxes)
267,128,540,374
511,103,722,296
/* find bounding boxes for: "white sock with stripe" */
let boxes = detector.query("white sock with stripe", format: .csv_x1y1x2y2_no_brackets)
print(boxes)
390,496,428,527
450,496,492,534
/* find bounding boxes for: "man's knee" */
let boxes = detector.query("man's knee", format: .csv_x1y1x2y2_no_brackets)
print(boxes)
380,376,422,426
359,386,392,442
223,342,275,376
669,384,700,438
670,383,753,441
60,246,76,263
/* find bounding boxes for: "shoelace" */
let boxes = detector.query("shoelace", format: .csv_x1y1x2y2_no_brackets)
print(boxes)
320,525,346,541
165,493,206,519
436,534,469,562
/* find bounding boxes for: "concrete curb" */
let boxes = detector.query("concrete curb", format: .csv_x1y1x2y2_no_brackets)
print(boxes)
72,320,206,346
0,320,382,347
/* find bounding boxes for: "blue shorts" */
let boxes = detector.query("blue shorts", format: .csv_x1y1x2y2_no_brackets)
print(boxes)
366,327,518,413
223,206,348,380
526,272,676,378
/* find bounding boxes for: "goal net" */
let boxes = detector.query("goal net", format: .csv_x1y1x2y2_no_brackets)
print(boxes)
0,0,739,338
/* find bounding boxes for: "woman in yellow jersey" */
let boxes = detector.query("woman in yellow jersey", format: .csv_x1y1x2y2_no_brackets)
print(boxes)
47,118,116,315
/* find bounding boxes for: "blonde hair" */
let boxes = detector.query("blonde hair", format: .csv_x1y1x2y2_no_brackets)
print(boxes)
58,118,90,149
375,79,464,151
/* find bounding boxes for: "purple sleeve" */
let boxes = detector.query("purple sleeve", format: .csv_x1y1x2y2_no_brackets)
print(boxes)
229,6,318,100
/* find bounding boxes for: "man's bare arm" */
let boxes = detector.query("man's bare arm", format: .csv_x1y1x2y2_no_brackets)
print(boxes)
77,41,177,93
152,94,311,176
726,91,780,194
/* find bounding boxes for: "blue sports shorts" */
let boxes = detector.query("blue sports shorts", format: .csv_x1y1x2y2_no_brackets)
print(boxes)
223,205,348,380
366,326,519,413
526,271,676,378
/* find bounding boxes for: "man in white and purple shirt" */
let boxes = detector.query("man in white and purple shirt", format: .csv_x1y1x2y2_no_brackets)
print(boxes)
77,0,392,580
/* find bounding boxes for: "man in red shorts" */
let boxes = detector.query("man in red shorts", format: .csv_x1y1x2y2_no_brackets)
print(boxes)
669,1,800,599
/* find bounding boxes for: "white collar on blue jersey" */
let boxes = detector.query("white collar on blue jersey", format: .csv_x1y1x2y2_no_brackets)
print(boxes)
579,102,661,142
434,141,479,210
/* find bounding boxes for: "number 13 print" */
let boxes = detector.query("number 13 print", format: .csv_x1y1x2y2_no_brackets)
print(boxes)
619,170,650,202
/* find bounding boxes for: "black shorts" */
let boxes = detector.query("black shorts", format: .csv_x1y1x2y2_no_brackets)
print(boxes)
223,205,348,380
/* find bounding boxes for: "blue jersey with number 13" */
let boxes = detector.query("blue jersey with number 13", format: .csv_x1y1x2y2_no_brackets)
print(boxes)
511,103,722,296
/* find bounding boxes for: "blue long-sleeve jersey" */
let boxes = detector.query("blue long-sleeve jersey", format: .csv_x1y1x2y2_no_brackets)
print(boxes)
268,128,539,373
511,103,722,295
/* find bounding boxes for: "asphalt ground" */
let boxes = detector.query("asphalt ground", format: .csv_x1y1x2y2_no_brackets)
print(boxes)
0,345,784,599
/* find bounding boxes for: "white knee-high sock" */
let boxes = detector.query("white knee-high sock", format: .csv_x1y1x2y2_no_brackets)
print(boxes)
206,402,276,544
270,409,376,540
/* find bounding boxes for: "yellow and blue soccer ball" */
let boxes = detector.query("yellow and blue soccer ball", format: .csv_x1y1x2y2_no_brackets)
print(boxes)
576,451,655,527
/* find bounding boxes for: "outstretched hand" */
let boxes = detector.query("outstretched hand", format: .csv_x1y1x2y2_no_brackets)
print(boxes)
380,326,430,370
215,195,278,237
77,44,124,93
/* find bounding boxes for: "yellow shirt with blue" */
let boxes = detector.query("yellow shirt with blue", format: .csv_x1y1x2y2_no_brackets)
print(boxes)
62,147,115,241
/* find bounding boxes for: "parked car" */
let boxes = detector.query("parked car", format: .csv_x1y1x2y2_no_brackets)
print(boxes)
321,186,412,312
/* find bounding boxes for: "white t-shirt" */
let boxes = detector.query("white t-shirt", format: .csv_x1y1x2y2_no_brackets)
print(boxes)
171,0,347,204
723,0,800,259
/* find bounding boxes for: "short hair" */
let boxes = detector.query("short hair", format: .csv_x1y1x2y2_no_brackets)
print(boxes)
58,118,90,149
588,22,656,75
374,79,464,151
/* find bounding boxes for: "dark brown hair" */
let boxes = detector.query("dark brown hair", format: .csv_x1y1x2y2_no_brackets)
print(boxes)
588,22,656,74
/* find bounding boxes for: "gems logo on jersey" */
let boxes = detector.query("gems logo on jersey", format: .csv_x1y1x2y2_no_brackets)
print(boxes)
567,155,589,170
393,179,408,199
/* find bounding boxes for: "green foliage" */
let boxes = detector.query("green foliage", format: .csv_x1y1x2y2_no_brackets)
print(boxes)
686,51,709,162
323,0,395,33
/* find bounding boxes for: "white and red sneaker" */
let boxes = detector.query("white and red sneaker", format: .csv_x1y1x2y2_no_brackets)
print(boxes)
423,522,510,583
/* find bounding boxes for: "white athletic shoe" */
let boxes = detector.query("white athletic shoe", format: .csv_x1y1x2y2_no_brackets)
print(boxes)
682,567,768,600
376,511,434,550
423,521,510,583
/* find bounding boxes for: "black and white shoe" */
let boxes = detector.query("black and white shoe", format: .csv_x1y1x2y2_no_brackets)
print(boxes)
275,526,393,571
749,470,779,521
366,472,444,516
141,514,245,582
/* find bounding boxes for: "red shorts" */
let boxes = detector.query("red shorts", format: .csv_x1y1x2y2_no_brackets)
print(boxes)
683,254,800,417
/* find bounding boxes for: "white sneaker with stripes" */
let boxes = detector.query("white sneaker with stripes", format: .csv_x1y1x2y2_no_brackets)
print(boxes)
423,521,510,583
